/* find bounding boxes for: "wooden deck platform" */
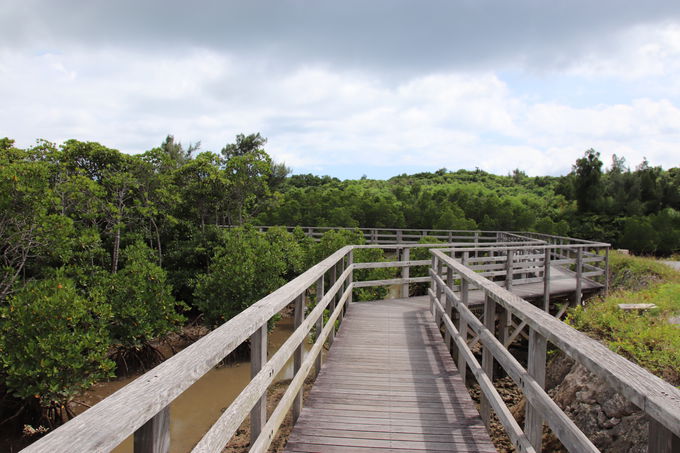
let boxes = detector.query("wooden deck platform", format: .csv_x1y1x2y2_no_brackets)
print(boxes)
466,265,602,306
284,297,496,453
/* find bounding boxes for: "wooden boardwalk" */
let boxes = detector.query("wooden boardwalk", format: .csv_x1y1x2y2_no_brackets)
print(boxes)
284,297,496,453
467,265,602,306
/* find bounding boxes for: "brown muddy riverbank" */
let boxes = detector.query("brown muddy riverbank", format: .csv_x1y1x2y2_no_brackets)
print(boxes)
107,316,311,453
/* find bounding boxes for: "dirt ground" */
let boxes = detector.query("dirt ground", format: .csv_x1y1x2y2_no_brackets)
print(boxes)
223,377,315,452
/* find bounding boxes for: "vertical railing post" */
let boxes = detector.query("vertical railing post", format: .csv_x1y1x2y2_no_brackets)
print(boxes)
445,262,454,353
315,275,325,376
525,328,547,451
249,324,267,446
329,264,337,346
574,247,583,306
347,250,353,305
396,230,403,243
543,247,551,312
480,293,496,428
505,249,514,290
604,247,610,296
435,259,444,326
293,293,305,422
134,406,170,453
458,251,469,382
648,419,680,453
430,255,438,315
401,247,410,298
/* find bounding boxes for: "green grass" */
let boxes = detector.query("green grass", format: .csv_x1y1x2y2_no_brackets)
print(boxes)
566,252,680,385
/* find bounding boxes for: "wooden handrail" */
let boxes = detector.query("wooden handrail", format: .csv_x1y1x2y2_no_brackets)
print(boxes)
23,246,353,453
21,233,613,453
429,248,680,452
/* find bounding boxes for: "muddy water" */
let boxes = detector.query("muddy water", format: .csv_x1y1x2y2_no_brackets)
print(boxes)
108,317,310,453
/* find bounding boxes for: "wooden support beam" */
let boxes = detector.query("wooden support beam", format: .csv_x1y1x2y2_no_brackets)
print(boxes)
336,260,343,322
543,248,551,311
292,294,305,422
401,247,410,298
436,259,444,327
480,294,496,428
525,328,547,451
604,247,610,296
505,249,514,290
315,276,325,376
328,265,337,346
504,320,528,348
445,262,454,353
458,252,469,383
574,248,583,306
133,406,170,453
648,418,680,453
249,324,267,446
347,251,353,306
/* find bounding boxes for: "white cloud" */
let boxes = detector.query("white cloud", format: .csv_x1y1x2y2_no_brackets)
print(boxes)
567,23,680,79
1,41,679,179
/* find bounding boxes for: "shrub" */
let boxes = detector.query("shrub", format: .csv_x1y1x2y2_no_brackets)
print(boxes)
106,242,186,358
194,227,288,327
0,275,114,424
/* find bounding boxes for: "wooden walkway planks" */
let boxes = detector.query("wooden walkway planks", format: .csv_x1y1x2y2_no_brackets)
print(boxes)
465,265,602,306
284,298,496,453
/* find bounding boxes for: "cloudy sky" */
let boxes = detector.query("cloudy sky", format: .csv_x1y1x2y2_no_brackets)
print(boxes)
2,1,680,178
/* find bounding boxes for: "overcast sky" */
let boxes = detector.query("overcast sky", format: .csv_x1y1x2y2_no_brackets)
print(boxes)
2,1,680,179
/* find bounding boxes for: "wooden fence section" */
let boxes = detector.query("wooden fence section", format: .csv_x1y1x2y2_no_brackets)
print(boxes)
428,248,680,453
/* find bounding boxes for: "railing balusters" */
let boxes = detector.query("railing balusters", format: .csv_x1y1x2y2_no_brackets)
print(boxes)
445,262,454,353
329,265,337,346
525,328,547,451
347,250,353,305
574,247,583,306
133,406,170,453
458,251,469,383
337,255,346,321
604,247,610,296
480,294,496,428
249,324,268,446
543,247,551,312
648,419,680,453
505,249,514,290
293,293,305,423
435,259,444,326
315,276,325,376
401,247,410,298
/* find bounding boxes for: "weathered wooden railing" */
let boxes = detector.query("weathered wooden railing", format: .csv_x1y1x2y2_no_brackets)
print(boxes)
23,233,616,453
428,248,680,453
251,225,502,244
24,247,355,453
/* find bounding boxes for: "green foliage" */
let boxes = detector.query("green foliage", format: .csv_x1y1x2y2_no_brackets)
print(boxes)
105,241,186,348
353,247,394,301
573,149,604,213
194,228,289,327
311,228,365,264
619,217,658,254
607,251,679,292
0,275,114,417
264,226,306,278
567,255,680,384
